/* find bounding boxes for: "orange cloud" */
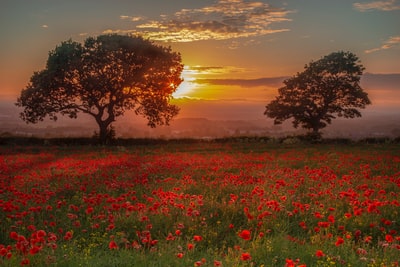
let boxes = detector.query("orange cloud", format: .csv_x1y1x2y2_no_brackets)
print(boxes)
353,0,400,11
365,36,400,53
105,0,293,43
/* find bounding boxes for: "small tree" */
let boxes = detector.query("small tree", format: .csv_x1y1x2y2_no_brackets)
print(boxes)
16,34,183,143
264,51,371,137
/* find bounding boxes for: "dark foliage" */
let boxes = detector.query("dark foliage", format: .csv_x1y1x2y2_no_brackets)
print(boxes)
16,34,183,144
265,51,371,135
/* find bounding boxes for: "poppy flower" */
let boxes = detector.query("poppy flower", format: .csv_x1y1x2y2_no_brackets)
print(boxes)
214,260,222,266
240,252,251,261
193,235,202,242
239,230,251,240
335,237,344,246
315,250,325,257
20,258,30,266
109,240,118,250
385,234,393,243
10,232,19,241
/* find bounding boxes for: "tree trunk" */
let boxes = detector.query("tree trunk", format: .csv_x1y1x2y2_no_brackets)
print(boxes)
95,115,115,145
92,104,116,144
98,121,110,145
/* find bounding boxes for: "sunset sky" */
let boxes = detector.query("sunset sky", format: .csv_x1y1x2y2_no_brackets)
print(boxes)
1,0,399,124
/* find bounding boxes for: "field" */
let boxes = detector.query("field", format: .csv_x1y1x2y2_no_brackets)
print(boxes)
0,141,399,266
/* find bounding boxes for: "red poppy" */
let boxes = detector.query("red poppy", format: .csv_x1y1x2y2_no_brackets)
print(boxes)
109,240,118,250
240,252,251,261
29,246,41,255
193,235,202,242
64,231,73,241
20,258,30,265
385,234,393,243
214,260,222,266
10,231,18,241
239,230,251,240
315,250,325,257
335,237,344,246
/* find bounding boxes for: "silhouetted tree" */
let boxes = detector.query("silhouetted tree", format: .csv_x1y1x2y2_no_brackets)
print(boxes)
16,34,183,144
264,51,371,137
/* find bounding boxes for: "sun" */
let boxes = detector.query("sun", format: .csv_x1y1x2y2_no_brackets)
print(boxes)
172,66,201,98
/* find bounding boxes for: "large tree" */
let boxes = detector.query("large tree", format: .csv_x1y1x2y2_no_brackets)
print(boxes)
16,34,183,143
264,51,371,136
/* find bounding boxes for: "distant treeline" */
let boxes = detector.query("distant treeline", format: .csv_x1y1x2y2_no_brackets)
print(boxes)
0,135,399,146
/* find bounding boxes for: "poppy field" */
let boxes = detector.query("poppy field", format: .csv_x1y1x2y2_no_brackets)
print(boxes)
0,142,399,266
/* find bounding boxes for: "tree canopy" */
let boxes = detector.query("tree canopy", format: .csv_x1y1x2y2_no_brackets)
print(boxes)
264,51,371,136
16,34,183,143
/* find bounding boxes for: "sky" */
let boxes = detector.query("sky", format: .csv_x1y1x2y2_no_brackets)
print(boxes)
1,0,399,128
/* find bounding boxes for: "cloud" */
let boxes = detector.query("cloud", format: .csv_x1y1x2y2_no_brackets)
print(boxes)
194,77,287,88
353,0,400,11
41,24,48,28
106,0,293,42
365,36,400,53
186,65,247,75
120,15,146,22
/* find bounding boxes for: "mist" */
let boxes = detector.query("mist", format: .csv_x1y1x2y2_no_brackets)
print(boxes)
1,73,399,140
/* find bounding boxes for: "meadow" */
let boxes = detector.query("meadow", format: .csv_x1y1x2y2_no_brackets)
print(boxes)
0,141,399,266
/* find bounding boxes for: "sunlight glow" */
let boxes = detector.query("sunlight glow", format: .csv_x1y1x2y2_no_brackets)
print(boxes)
173,66,202,98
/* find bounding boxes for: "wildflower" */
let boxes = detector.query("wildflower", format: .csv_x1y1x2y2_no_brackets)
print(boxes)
299,221,307,229
240,252,251,261
193,235,202,242
385,234,393,243
10,231,19,240
109,240,118,250
166,233,175,241
239,230,251,240
214,260,222,266
27,225,36,232
175,229,182,236
36,230,46,238
187,243,194,250
29,245,41,255
364,236,372,243
357,248,367,255
285,259,295,267
0,247,8,256
315,250,325,257
318,221,330,228
20,258,30,266
177,252,184,258
335,237,344,246
64,231,73,241
314,212,323,219
85,206,94,214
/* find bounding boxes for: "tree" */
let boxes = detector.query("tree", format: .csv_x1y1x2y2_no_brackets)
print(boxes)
264,51,371,137
16,34,183,143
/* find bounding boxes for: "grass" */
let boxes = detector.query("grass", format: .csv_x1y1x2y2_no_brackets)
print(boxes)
0,141,399,266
